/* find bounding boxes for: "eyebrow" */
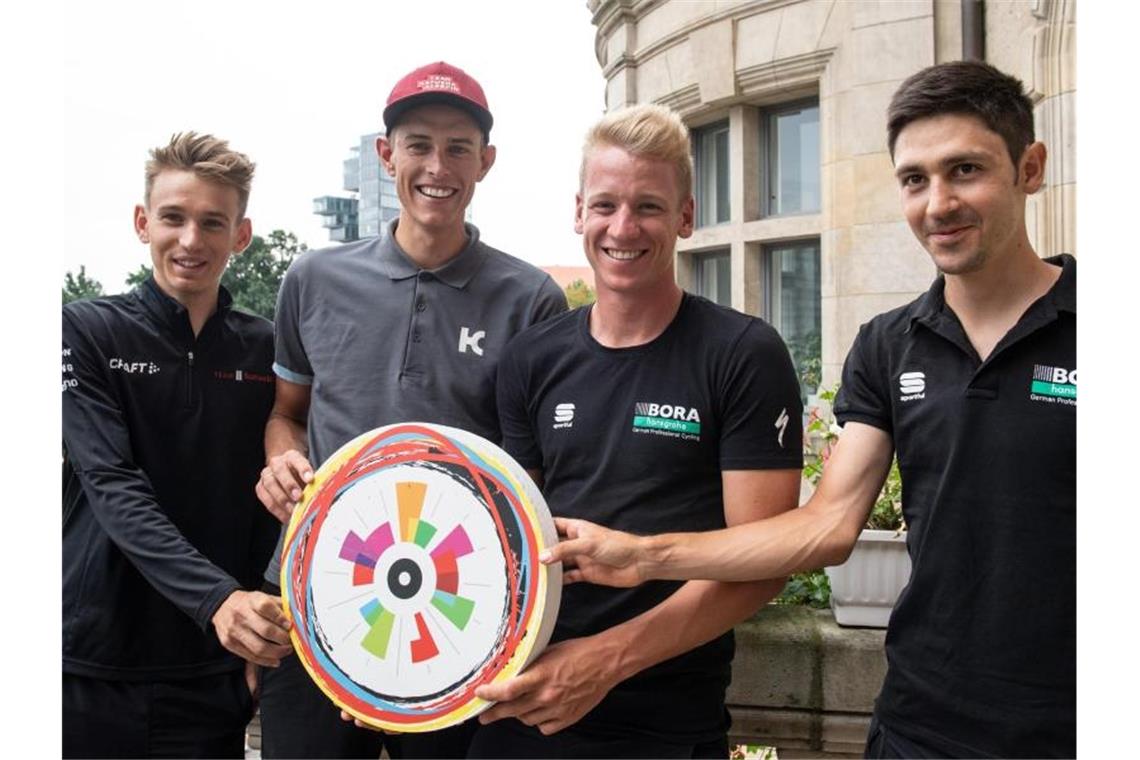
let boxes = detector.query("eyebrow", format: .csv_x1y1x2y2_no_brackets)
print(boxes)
155,204,231,222
894,151,994,178
400,132,476,146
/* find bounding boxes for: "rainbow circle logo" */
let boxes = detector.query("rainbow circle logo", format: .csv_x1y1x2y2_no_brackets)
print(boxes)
281,423,561,732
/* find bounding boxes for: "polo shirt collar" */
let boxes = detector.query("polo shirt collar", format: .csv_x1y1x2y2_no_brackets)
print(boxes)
378,220,487,289
908,252,1077,331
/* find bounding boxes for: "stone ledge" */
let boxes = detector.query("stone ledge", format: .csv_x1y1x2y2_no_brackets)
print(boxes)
728,605,887,756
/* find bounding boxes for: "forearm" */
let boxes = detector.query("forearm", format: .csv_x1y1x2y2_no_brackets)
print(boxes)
642,496,860,582
265,410,307,460
593,578,779,683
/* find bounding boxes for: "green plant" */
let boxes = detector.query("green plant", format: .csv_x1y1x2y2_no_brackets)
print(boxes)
774,569,831,608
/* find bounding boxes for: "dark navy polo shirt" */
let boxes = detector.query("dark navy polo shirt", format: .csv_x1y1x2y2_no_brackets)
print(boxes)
834,255,1076,758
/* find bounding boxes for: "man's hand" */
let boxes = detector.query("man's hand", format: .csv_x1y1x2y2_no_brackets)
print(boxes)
255,449,314,523
540,517,647,588
474,636,623,735
211,590,293,667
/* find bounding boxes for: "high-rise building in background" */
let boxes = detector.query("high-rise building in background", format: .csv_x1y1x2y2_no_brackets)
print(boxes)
313,132,472,243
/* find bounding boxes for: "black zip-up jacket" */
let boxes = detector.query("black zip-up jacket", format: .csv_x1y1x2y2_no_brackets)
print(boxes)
62,278,278,680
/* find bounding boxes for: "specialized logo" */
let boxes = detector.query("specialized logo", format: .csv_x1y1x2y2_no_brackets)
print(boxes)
553,403,575,429
899,371,926,402
774,408,790,448
1030,364,1076,405
458,327,485,356
109,357,161,376
632,401,701,441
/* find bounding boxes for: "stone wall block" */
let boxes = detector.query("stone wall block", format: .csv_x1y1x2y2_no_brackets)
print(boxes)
690,19,737,104
849,17,934,86
774,0,834,60
735,8,781,70
852,152,900,225
853,0,931,29
840,222,932,296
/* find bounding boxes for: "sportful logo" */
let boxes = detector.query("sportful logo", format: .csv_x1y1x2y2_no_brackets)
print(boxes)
458,327,485,356
553,403,575,429
899,371,926,402
774,408,790,448
1030,364,1076,405
632,402,701,441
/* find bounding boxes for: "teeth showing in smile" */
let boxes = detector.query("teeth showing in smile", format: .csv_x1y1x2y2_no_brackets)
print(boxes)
604,249,644,261
174,259,206,269
418,186,457,199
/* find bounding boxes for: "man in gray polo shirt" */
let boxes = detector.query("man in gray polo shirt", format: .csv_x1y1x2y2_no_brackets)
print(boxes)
254,61,567,759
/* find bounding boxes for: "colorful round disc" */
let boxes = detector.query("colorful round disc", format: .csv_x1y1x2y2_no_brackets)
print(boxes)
281,422,561,732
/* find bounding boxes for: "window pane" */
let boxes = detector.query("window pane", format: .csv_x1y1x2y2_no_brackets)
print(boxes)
765,240,821,398
693,250,731,307
695,123,730,227
767,104,820,216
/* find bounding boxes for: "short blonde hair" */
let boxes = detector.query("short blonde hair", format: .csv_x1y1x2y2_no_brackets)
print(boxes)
144,132,256,217
580,103,693,200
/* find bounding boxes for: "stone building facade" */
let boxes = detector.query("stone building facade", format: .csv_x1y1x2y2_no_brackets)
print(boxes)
588,0,1075,394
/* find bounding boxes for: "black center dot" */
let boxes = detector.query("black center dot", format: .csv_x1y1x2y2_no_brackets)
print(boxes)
388,558,422,599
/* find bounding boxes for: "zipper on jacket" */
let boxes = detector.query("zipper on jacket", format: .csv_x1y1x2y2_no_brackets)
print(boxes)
185,351,195,407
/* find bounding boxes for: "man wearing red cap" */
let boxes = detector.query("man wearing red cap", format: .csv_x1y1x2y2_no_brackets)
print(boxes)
255,61,567,759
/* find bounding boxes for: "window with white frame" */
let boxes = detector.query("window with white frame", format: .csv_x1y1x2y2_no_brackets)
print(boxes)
692,249,731,307
763,240,821,399
764,101,820,217
693,121,730,227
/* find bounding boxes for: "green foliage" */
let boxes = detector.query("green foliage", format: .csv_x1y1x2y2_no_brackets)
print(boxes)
221,230,306,319
120,229,306,319
774,569,831,608
62,266,105,304
125,264,153,289
564,278,596,308
730,744,777,760
787,330,822,395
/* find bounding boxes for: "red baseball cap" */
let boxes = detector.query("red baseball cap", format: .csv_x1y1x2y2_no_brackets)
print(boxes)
383,61,493,137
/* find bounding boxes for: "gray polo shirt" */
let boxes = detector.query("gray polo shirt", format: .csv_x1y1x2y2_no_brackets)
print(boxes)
264,221,567,583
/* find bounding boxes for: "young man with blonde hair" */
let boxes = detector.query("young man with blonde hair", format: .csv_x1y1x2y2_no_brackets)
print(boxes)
469,103,804,757
543,62,1076,758
63,132,288,757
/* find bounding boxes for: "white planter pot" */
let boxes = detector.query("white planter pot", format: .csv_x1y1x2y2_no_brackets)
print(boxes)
825,528,911,628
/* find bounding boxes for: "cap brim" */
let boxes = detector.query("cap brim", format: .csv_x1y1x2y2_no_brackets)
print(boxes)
383,93,493,136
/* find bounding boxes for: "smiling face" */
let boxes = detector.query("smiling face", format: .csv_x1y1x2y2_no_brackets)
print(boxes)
134,169,251,307
575,144,694,298
377,104,495,237
892,113,1044,276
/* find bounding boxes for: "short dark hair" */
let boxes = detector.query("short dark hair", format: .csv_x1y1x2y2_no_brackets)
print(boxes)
887,61,1035,168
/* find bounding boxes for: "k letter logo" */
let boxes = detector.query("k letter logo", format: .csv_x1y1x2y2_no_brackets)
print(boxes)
458,327,485,356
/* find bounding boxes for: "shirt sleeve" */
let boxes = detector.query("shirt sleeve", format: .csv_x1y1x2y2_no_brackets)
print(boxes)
272,260,313,385
495,335,544,471
718,320,805,470
62,307,241,631
833,321,893,433
527,274,569,326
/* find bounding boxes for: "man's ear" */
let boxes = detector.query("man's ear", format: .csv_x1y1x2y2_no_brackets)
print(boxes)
574,192,585,235
1019,141,1047,195
377,135,396,177
233,218,253,255
134,204,150,243
677,195,695,239
477,143,497,182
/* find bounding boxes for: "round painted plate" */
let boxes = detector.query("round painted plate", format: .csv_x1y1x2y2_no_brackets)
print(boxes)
281,422,561,732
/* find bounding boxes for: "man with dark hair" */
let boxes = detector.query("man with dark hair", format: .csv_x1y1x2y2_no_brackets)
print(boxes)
254,61,567,759
63,132,288,757
544,60,1076,758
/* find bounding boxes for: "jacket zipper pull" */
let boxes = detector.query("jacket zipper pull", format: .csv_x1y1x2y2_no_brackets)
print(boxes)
186,351,195,406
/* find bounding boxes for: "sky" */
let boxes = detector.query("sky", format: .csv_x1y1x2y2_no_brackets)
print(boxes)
64,0,606,291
